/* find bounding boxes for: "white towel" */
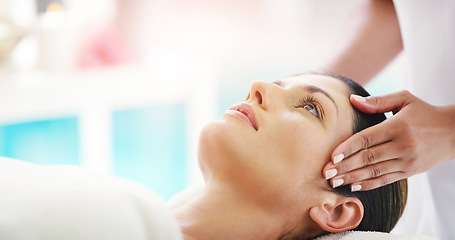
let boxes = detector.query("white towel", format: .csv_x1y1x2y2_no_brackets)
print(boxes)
315,231,439,240
0,157,183,240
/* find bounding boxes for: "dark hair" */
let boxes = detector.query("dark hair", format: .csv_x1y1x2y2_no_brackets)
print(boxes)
328,74,408,232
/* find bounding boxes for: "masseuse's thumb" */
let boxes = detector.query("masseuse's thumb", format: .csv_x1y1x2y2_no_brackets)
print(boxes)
350,90,412,114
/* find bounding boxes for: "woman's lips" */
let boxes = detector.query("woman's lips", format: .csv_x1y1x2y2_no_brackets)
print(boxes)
226,103,258,131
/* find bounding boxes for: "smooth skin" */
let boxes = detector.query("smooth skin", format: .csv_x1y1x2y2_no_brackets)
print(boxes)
320,0,455,191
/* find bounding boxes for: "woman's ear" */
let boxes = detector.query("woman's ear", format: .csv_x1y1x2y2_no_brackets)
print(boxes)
309,197,364,232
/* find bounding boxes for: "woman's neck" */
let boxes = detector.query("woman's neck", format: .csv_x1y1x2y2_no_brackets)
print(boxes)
171,183,293,240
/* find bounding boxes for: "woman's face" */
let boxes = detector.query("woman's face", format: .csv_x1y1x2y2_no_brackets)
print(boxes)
198,74,355,206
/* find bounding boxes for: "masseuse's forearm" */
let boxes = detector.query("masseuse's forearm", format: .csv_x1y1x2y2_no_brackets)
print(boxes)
446,104,455,161
318,0,403,85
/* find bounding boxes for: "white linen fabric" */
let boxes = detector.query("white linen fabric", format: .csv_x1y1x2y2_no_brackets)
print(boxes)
0,157,183,240
391,1,455,239
314,231,437,240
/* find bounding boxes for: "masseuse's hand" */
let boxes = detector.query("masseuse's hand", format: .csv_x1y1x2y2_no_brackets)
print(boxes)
323,90,455,191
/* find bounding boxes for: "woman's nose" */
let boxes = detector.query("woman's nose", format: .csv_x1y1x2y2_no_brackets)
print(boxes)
247,80,271,110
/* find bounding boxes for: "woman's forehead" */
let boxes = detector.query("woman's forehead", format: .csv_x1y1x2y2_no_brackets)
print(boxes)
282,74,350,93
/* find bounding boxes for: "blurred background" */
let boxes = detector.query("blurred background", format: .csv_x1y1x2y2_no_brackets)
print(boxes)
0,0,403,200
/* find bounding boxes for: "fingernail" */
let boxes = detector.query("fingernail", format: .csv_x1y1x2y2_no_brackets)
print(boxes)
332,178,344,188
351,94,366,103
351,184,362,192
333,153,344,164
325,169,337,179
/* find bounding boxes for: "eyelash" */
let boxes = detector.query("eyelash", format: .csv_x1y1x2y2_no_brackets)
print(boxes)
297,96,322,119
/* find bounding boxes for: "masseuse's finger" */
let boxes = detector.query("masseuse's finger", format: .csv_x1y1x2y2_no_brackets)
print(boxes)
330,159,402,189
325,141,401,178
349,171,407,191
330,91,411,163
330,119,394,166
350,90,413,114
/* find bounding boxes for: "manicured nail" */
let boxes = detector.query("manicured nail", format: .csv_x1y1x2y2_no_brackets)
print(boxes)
332,178,344,188
325,169,338,179
333,153,344,164
351,184,362,192
325,169,337,179
351,94,366,103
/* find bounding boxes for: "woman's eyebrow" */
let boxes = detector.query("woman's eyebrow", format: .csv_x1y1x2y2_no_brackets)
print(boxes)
304,85,339,115
273,80,283,86
272,80,339,116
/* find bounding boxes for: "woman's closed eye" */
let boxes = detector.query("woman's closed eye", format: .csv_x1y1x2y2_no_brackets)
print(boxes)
296,96,322,119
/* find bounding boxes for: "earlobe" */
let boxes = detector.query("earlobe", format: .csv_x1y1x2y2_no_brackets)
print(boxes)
309,197,364,233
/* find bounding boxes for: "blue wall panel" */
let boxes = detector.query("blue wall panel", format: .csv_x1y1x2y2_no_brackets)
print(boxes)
112,103,187,200
0,117,80,166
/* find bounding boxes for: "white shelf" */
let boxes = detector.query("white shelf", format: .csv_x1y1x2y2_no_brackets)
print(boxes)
0,64,190,124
